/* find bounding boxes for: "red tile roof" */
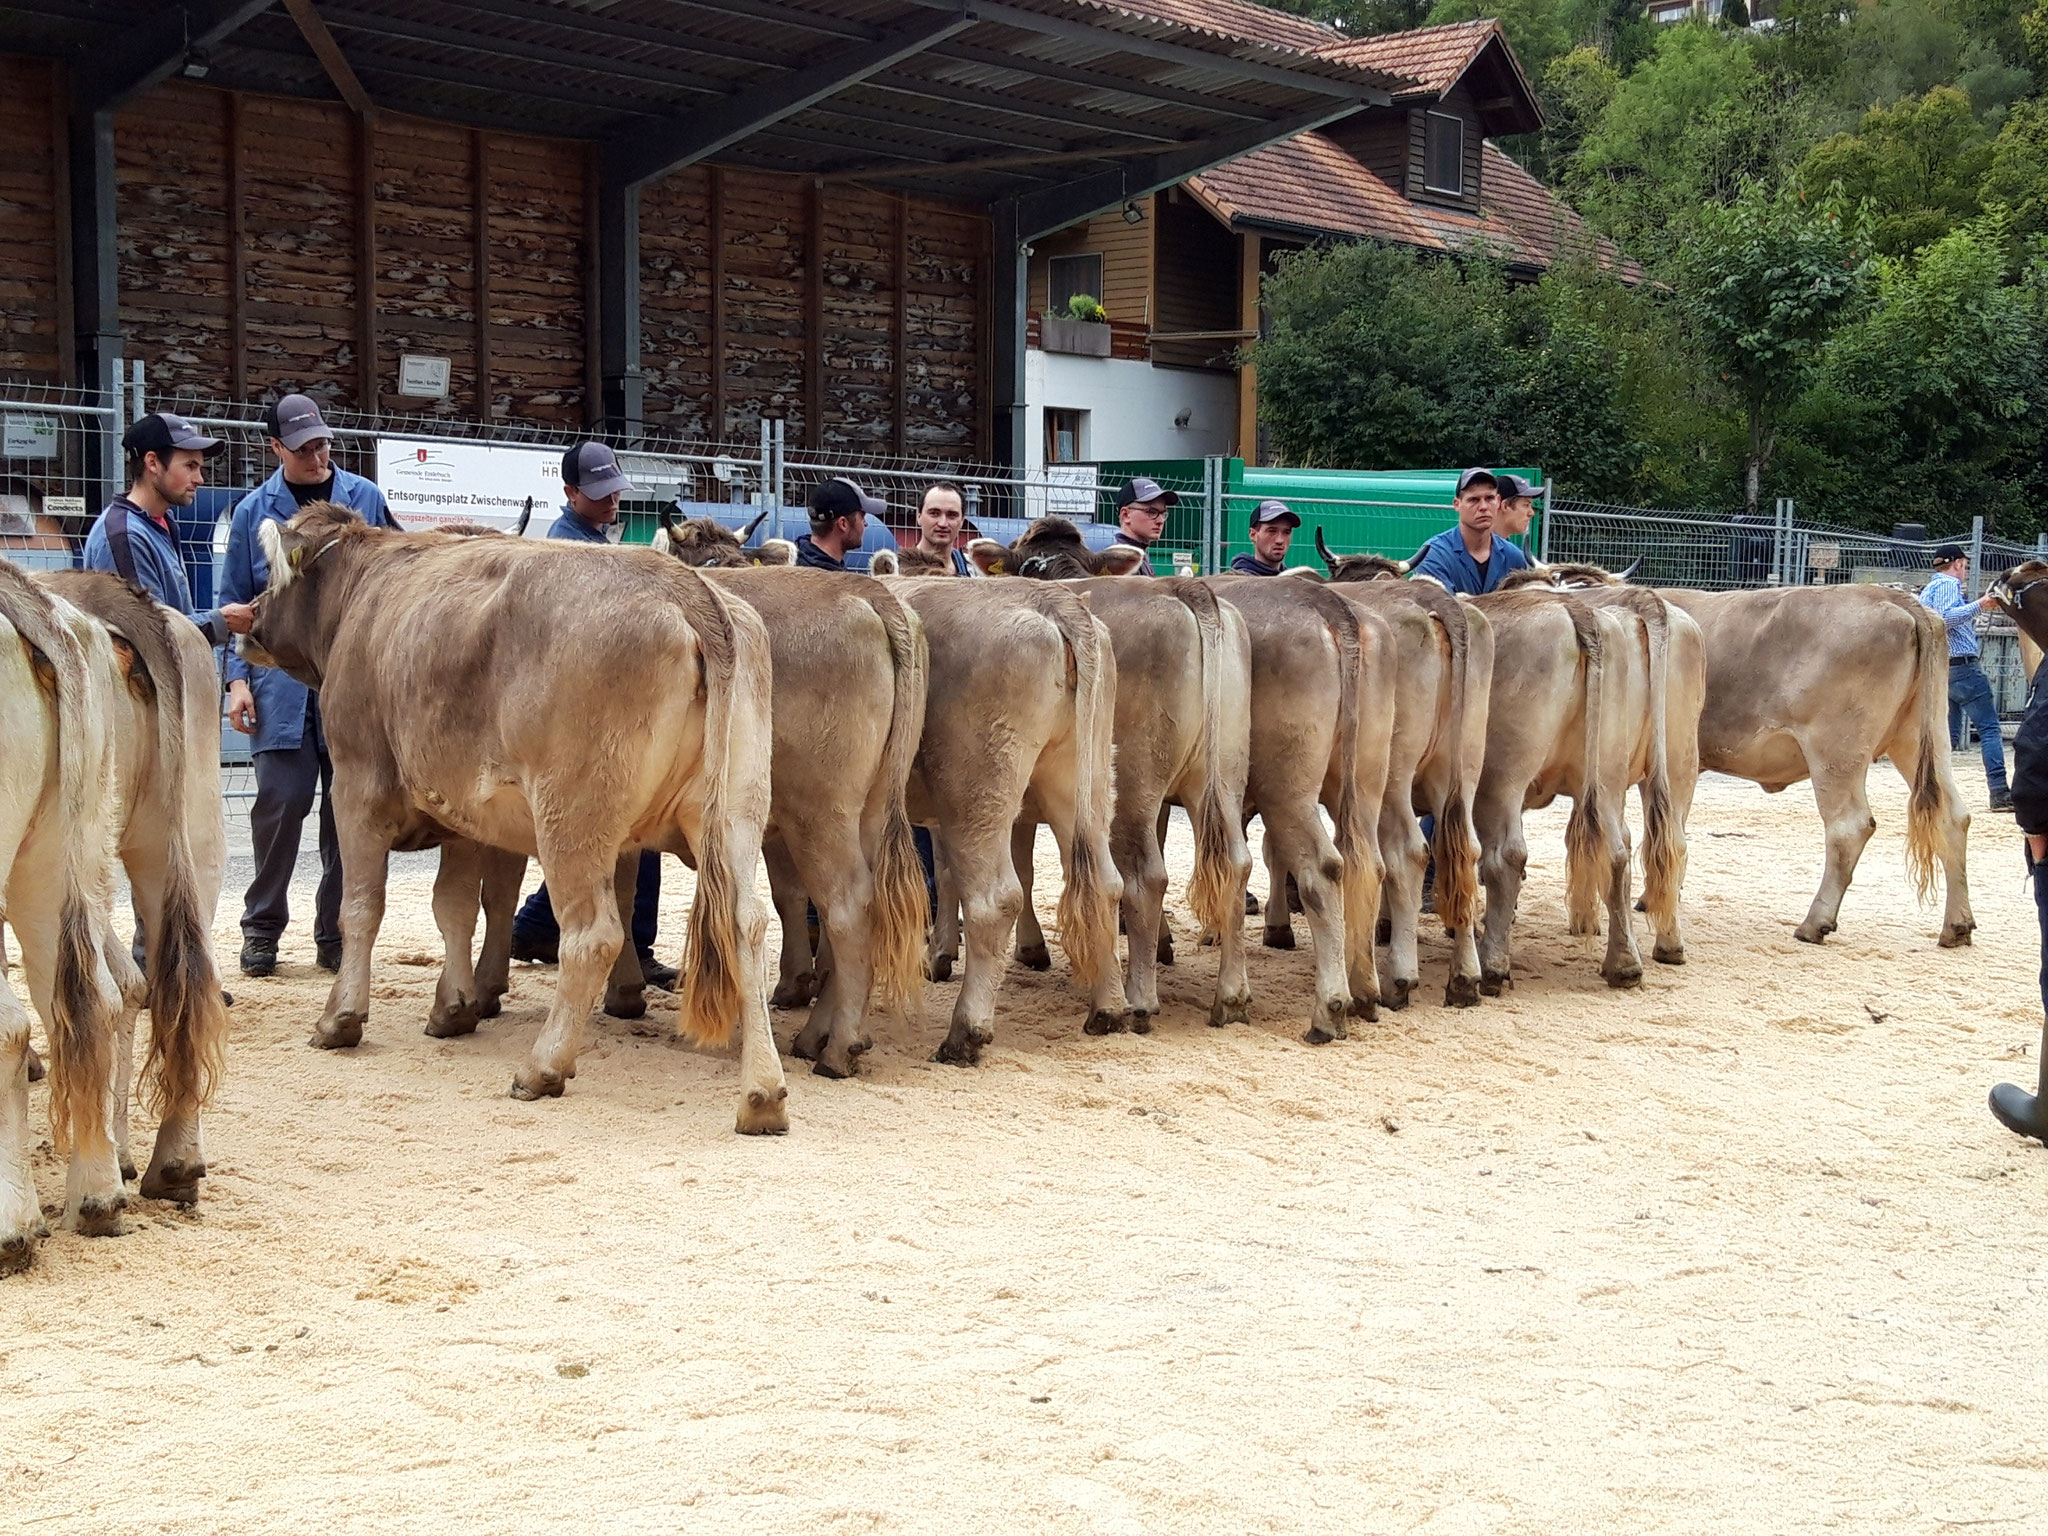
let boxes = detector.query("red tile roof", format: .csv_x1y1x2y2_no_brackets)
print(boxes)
1318,18,1506,97
1186,134,1639,279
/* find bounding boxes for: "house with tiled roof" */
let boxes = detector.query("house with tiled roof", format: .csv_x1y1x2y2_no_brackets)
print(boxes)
1021,18,1631,473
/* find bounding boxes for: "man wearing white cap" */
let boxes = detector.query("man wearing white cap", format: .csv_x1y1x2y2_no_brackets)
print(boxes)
218,392,391,977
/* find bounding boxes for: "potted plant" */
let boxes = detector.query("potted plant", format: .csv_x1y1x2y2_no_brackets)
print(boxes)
1042,293,1113,357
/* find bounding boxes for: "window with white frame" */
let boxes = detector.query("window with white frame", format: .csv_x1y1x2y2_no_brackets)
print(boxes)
1424,111,1465,196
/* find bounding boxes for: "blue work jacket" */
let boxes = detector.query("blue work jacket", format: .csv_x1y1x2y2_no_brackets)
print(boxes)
546,506,617,543
83,496,227,644
219,466,389,753
1410,526,1530,596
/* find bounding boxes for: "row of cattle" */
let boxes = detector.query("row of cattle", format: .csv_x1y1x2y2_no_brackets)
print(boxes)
0,508,1986,1269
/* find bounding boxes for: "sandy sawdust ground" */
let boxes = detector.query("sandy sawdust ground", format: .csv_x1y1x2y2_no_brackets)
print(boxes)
5,766,2048,1534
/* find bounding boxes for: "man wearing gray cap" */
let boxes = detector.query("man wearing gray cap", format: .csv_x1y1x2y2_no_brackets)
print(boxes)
217,392,391,977
509,440,676,989
1113,476,1176,575
1493,472,1540,544
84,412,256,644
1231,499,1300,575
1410,468,1530,596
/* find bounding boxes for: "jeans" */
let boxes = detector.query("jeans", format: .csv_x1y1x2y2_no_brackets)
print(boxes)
1948,658,2008,794
2030,843,2048,1022
241,698,340,948
512,850,661,959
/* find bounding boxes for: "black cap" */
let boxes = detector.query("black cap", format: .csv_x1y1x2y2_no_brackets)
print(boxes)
1494,472,1540,501
809,476,886,524
122,412,223,460
1117,476,1180,510
1250,498,1300,529
561,440,635,499
1934,544,1967,565
1455,467,1499,496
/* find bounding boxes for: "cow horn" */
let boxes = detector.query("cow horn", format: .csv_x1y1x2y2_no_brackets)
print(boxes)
1315,526,1338,573
736,505,772,543
659,499,682,536
513,496,533,538
1614,557,1641,582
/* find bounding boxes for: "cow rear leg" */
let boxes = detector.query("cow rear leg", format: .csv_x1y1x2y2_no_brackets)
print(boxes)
1796,765,1875,945
515,852,617,1098
925,828,959,983
935,825,1025,1066
1888,728,1975,946
1010,818,1052,970
1261,827,1294,950
1039,777,1132,1037
1600,822,1644,989
312,802,396,1050
601,852,649,1020
1265,804,1351,1044
1114,801,1170,1023
474,849,524,1018
787,822,878,1078
1377,809,1427,1013
427,840,486,1038
765,838,820,1013
0,976,49,1269
1474,789,1526,997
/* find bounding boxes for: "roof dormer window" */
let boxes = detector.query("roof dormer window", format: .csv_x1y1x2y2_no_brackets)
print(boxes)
1424,111,1465,196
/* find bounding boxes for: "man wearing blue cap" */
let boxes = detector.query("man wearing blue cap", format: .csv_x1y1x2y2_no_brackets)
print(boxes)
1410,469,1530,596
218,393,391,977
1113,477,1175,574
85,412,256,644
509,441,675,989
1231,499,1300,575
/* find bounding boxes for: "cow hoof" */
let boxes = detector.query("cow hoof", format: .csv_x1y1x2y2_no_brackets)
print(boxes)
1940,923,1975,949
772,973,819,1009
140,1159,205,1206
1652,944,1686,966
74,1193,129,1238
1383,978,1413,1012
1443,974,1482,1009
1793,922,1834,945
1209,995,1251,1028
425,1000,480,1038
509,1067,566,1100
1156,933,1175,967
1604,965,1644,991
0,1231,37,1275
1304,998,1349,1045
924,953,954,984
1083,1008,1124,1036
1633,896,1648,913
602,986,647,1021
933,1029,988,1067
1479,971,1510,998
1349,995,1379,1023
309,1012,365,1049
476,991,506,1020
1262,925,1295,951
1128,1011,1153,1036
1375,918,1391,946
24,1046,44,1084
789,1028,825,1062
737,1085,790,1135
1015,943,1052,971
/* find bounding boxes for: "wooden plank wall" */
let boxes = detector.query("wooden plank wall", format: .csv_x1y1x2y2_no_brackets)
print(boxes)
1,65,989,455
1026,196,1154,323
0,57,66,382
1150,189,1241,372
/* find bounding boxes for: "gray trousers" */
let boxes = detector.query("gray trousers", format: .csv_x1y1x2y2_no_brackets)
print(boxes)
241,703,341,948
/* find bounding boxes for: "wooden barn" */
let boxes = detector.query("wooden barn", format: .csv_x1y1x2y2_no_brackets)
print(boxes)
0,0,1405,471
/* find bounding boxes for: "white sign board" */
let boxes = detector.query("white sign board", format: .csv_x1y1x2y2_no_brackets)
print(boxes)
1044,463,1100,521
2,413,59,458
376,437,564,536
398,354,452,399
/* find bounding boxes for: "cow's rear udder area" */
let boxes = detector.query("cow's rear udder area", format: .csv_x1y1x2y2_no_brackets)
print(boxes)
5,766,2044,1534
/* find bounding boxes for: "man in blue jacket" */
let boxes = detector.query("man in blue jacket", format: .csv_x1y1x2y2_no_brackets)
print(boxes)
1410,469,1530,596
509,441,676,990
794,476,883,571
84,412,256,646
218,394,391,977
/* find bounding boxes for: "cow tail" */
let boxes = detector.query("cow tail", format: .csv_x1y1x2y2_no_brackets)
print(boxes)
672,570,773,1050
1174,581,1239,941
120,606,228,1125
863,584,930,1014
1904,600,1953,903
1630,594,1683,935
1424,603,1479,936
1046,597,1119,991
0,571,114,1159
1314,587,1376,963
1562,601,1608,936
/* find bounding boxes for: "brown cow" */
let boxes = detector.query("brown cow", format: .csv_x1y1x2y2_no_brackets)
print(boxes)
245,503,787,1134
38,572,229,1205
1204,574,1395,1041
1561,569,1971,947
646,522,931,1079
965,518,1254,1027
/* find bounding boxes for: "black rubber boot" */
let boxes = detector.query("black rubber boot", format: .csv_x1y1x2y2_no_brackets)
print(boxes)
1990,1022,2048,1144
